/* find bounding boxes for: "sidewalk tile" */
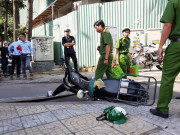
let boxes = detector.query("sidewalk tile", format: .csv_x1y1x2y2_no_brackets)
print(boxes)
21,111,57,128
61,114,104,133
75,125,123,135
16,105,48,116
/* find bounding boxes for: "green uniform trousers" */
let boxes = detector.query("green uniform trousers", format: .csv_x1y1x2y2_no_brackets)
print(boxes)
95,54,114,80
118,54,130,74
157,42,180,114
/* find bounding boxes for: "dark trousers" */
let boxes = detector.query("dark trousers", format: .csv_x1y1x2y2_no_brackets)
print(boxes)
1,59,8,74
65,53,78,72
10,55,21,75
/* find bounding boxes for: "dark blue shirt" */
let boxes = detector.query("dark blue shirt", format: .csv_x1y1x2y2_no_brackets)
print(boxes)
62,36,76,55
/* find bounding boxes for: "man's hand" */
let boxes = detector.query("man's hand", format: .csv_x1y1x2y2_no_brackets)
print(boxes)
157,47,163,61
104,59,108,65
30,56,33,61
9,54,11,59
113,58,116,63
97,46,100,51
64,43,69,47
156,23,172,62
129,55,132,60
0,56,2,59
20,51,22,54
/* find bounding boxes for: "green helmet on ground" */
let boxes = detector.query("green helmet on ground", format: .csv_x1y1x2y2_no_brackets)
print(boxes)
106,107,127,125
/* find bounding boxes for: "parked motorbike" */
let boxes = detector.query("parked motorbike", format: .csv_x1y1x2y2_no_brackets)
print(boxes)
0,57,12,76
131,43,164,70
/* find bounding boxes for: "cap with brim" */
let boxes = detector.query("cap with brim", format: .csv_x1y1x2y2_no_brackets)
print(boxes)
122,28,130,33
4,41,8,44
64,29,70,32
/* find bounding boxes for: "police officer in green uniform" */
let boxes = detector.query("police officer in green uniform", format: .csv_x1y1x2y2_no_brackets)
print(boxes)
94,20,114,80
114,28,131,74
150,0,180,118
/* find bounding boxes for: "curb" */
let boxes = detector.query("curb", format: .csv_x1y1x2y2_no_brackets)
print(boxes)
0,94,75,103
78,66,97,72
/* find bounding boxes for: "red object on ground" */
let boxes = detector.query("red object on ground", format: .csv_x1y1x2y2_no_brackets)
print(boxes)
112,63,116,68
16,45,22,51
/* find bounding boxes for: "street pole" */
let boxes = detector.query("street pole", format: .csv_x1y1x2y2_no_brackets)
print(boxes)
51,3,54,35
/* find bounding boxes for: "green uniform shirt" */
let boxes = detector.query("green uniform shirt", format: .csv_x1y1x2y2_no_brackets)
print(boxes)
99,28,113,55
116,37,130,54
160,0,180,39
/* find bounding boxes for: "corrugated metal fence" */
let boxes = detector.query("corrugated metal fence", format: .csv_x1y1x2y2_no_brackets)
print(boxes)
32,0,168,66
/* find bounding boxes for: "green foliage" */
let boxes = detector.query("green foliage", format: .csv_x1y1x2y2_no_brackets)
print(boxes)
0,0,13,17
0,0,25,41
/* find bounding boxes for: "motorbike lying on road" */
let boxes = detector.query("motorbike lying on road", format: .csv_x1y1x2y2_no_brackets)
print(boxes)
48,58,157,106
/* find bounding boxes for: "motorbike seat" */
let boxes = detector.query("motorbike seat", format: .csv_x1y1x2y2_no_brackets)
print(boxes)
95,79,119,97
94,79,146,98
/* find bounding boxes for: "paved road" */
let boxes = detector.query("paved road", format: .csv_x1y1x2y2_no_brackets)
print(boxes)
0,67,180,135
0,67,180,101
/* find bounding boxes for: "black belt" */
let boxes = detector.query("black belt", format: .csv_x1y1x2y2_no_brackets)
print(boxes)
170,38,180,42
21,53,30,56
12,55,20,56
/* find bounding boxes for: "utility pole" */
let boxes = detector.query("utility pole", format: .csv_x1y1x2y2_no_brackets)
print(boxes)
13,0,18,41
26,0,33,41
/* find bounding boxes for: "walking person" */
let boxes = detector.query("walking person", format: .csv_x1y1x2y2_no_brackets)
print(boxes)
8,39,21,80
62,28,78,72
150,0,180,118
94,20,114,80
19,33,33,80
0,41,9,77
114,28,131,74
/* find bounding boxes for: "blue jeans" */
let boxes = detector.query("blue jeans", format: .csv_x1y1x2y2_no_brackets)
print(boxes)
20,55,32,74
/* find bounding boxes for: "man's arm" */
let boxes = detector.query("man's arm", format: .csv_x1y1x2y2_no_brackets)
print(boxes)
28,43,32,56
113,49,118,62
104,45,110,65
64,37,76,47
157,23,172,61
114,39,120,62
64,41,75,47
8,43,13,54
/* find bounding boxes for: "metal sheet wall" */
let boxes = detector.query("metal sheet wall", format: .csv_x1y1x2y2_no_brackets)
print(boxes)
102,0,167,38
77,4,100,67
32,0,169,67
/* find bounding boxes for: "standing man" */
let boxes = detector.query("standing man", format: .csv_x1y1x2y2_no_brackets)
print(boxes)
62,28,78,72
150,0,180,118
8,39,21,80
0,41,9,76
19,33,33,80
94,20,114,80
114,28,131,74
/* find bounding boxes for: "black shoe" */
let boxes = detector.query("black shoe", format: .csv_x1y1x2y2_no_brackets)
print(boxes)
150,108,169,118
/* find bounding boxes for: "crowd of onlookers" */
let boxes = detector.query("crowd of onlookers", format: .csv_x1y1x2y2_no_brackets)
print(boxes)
0,33,33,80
